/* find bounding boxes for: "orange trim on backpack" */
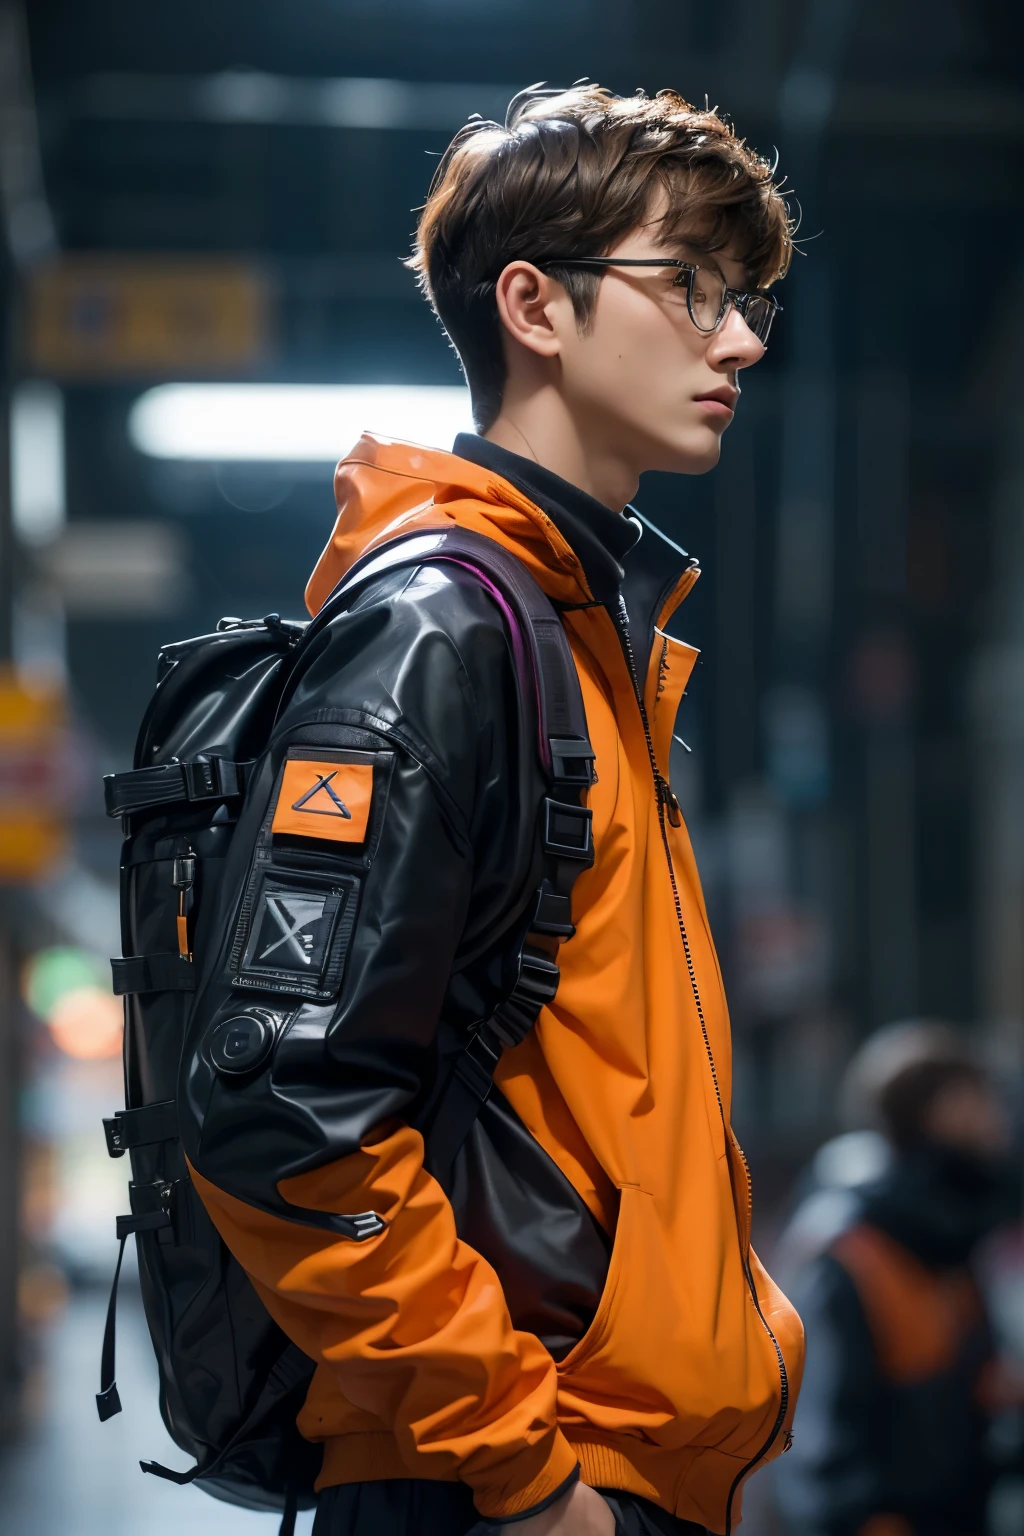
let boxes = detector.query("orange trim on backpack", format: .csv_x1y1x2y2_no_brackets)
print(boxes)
272,760,373,843
832,1224,982,1384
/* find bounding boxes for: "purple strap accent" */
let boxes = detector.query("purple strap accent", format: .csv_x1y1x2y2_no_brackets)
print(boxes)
428,555,549,772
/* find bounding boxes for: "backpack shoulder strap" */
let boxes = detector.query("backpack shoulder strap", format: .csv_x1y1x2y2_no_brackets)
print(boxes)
321,526,595,1183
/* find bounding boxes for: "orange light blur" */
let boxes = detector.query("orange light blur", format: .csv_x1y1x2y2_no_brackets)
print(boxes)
46,985,123,1060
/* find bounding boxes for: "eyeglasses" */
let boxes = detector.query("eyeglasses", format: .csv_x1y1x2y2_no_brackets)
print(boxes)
536,257,781,346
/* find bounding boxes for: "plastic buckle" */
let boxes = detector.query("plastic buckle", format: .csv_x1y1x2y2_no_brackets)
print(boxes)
348,1212,387,1241
548,737,595,785
542,798,593,860
103,1115,126,1159
182,759,222,800
531,884,575,939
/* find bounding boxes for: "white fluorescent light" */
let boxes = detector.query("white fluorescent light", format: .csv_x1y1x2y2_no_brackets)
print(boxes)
11,381,66,545
129,384,474,463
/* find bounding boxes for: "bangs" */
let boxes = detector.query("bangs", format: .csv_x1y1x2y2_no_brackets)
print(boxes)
653,156,793,288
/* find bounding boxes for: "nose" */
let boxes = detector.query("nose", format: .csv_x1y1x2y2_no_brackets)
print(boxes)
704,303,766,373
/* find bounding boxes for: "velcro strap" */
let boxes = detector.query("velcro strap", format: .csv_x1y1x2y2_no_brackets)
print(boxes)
103,1100,178,1158
111,954,195,995
103,758,247,818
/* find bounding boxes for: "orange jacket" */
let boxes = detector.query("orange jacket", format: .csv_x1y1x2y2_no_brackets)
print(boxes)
192,435,805,1531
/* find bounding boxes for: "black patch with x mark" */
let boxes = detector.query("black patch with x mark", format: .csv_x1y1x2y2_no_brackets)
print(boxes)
234,873,360,1000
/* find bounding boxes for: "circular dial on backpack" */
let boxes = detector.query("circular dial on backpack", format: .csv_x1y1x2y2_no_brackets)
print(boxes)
208,1011,277,1076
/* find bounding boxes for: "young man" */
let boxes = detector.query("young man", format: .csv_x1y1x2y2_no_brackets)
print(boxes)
188,85,803,1536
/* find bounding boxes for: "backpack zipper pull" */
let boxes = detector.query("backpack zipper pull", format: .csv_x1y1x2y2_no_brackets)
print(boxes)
172,853,196,961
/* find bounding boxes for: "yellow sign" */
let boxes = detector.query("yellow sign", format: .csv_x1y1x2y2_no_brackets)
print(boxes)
0,669,68,882
27,257,272,378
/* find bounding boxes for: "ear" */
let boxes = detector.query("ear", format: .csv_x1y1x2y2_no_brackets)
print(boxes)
494,261,567,360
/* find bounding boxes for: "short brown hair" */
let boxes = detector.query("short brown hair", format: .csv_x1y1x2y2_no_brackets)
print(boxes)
408,84,793,430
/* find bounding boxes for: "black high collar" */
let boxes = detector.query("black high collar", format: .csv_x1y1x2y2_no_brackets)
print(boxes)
451,433,694,669
452,433,640,608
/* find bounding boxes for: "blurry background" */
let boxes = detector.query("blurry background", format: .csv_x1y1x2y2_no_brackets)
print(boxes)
0,0,1023,1531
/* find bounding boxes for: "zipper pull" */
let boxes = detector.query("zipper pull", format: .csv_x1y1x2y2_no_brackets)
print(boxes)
172,853,196,960
656,775,682,828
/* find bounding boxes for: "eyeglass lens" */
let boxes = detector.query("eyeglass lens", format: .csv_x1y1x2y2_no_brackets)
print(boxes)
687,266,775,344
686,267,727,332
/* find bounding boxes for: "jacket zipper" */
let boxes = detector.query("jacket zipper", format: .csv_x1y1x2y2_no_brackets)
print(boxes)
655,636,669,700
611,596,789,1534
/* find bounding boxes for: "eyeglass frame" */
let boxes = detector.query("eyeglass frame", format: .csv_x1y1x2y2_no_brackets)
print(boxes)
532,256,782,343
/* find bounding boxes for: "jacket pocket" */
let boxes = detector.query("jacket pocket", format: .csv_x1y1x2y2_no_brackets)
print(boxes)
448,1086,612,1364
555,1183,640,1378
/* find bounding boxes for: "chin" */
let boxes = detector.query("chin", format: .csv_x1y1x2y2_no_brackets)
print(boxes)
656,431,722,477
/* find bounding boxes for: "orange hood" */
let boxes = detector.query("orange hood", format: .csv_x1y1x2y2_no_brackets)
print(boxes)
305,433,596,619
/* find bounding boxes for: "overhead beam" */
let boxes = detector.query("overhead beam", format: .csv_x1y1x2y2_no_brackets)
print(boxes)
48,70,1024,138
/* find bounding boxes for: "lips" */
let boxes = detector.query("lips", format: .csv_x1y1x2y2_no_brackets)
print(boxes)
693,386,739,410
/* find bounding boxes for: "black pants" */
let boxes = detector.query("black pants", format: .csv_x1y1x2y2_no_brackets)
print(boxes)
313,1478,707,1535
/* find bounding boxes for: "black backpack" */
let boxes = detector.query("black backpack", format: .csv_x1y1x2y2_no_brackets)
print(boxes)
97,527,595,1531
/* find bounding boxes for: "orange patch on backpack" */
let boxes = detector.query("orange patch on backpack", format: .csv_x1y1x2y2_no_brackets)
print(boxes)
271,760,373,843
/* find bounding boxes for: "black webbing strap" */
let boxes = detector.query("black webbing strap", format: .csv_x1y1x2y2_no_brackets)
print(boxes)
97,1183,175,1422
138,1461,297,1535
111,953,195,995
351,531,594,1185
138,1459,199,1486
96,1232,128,1422
140,1346,316,1526
279,1487,298,1536
426,939,564,1186
103,1099,178,1158
103,757,248,818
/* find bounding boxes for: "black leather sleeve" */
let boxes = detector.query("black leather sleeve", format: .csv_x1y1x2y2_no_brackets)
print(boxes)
180,558,611,1367
180,561,536,1215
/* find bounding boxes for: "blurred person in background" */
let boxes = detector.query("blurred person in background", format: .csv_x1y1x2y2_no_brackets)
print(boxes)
776,1023,1023,1536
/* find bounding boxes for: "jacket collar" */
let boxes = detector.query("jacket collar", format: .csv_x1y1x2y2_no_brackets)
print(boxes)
452,434,696,666
452,433,640,609
306,434,698,662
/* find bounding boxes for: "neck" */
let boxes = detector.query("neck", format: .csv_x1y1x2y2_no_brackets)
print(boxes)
484,381,639,512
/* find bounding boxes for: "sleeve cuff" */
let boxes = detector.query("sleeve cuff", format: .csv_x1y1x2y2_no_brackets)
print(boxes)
471,1430,580,1521
484,1464,580,1525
